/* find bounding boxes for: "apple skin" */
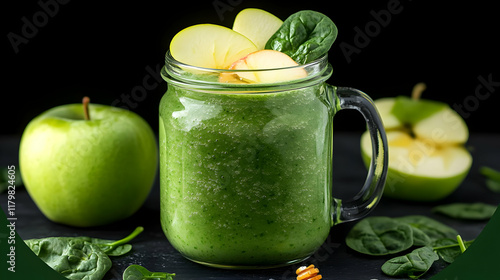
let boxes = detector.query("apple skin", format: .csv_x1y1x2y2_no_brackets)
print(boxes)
360,146,471,201
19,103,158,227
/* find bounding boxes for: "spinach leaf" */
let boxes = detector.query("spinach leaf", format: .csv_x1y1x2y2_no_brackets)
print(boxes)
381,246,439,279
410,227,431,247
432,203,497,220
25,227,143,280
25,238,111,280
346,216,413,256
123,265,175,280
432,238,461,263
480,166,500,193
74,238,132,257
265,10,337,64
395,215,458,242
432,237,474,263
77,226,144,256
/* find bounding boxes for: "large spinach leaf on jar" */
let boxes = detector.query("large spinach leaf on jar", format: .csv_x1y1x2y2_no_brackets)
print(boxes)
25,238,111,280
265,10,337,64
346,216,414,256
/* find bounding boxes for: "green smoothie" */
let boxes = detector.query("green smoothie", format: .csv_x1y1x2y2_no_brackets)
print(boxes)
159,82,334,267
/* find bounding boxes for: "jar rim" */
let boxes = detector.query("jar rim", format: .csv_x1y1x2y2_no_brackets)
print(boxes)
162,51,333,92
164,50,328,73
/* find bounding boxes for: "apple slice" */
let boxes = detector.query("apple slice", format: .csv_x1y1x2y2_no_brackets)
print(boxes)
233,8,283,50
413,108,468,145
377,97,469,146
219,50,307,83
170,24,258,69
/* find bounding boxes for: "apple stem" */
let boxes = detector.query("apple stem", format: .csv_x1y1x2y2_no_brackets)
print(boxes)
411,82,427,101
82,96,91,121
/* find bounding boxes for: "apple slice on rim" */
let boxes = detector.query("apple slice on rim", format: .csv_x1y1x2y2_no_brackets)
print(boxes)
219,50,308,84
233,8,283,50
170,24,258,69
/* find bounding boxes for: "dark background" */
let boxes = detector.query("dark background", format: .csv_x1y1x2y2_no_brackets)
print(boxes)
2,2,500,279
3,0,499,135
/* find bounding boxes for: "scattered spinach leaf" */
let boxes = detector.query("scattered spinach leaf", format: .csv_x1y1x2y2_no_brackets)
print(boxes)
123,265,175,280
480,166,500,193
347,215,479,279
25,238,112,280
409,227,432,247
25,227,143,280
381,246,439,279
432,238,462,264
432,203,497,220
77,226,144,256
346,216,413,256
485,180,500,193
395,215,458,242
432,236,474,263
265,10,337,64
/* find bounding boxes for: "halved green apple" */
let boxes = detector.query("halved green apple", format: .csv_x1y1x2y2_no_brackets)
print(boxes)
233,8,283,50
170,24,258,69
361,83,472,201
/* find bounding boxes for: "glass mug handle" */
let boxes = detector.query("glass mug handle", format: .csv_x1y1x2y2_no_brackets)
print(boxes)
330,86,389,225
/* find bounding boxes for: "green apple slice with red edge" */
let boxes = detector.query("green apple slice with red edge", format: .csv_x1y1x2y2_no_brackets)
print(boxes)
232,8,283,50
361,83,472,201
218,49,307,83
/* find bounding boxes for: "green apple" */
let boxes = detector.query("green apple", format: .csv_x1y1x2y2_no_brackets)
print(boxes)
361,83,472,201
19,98,158,227
232,8,283,50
